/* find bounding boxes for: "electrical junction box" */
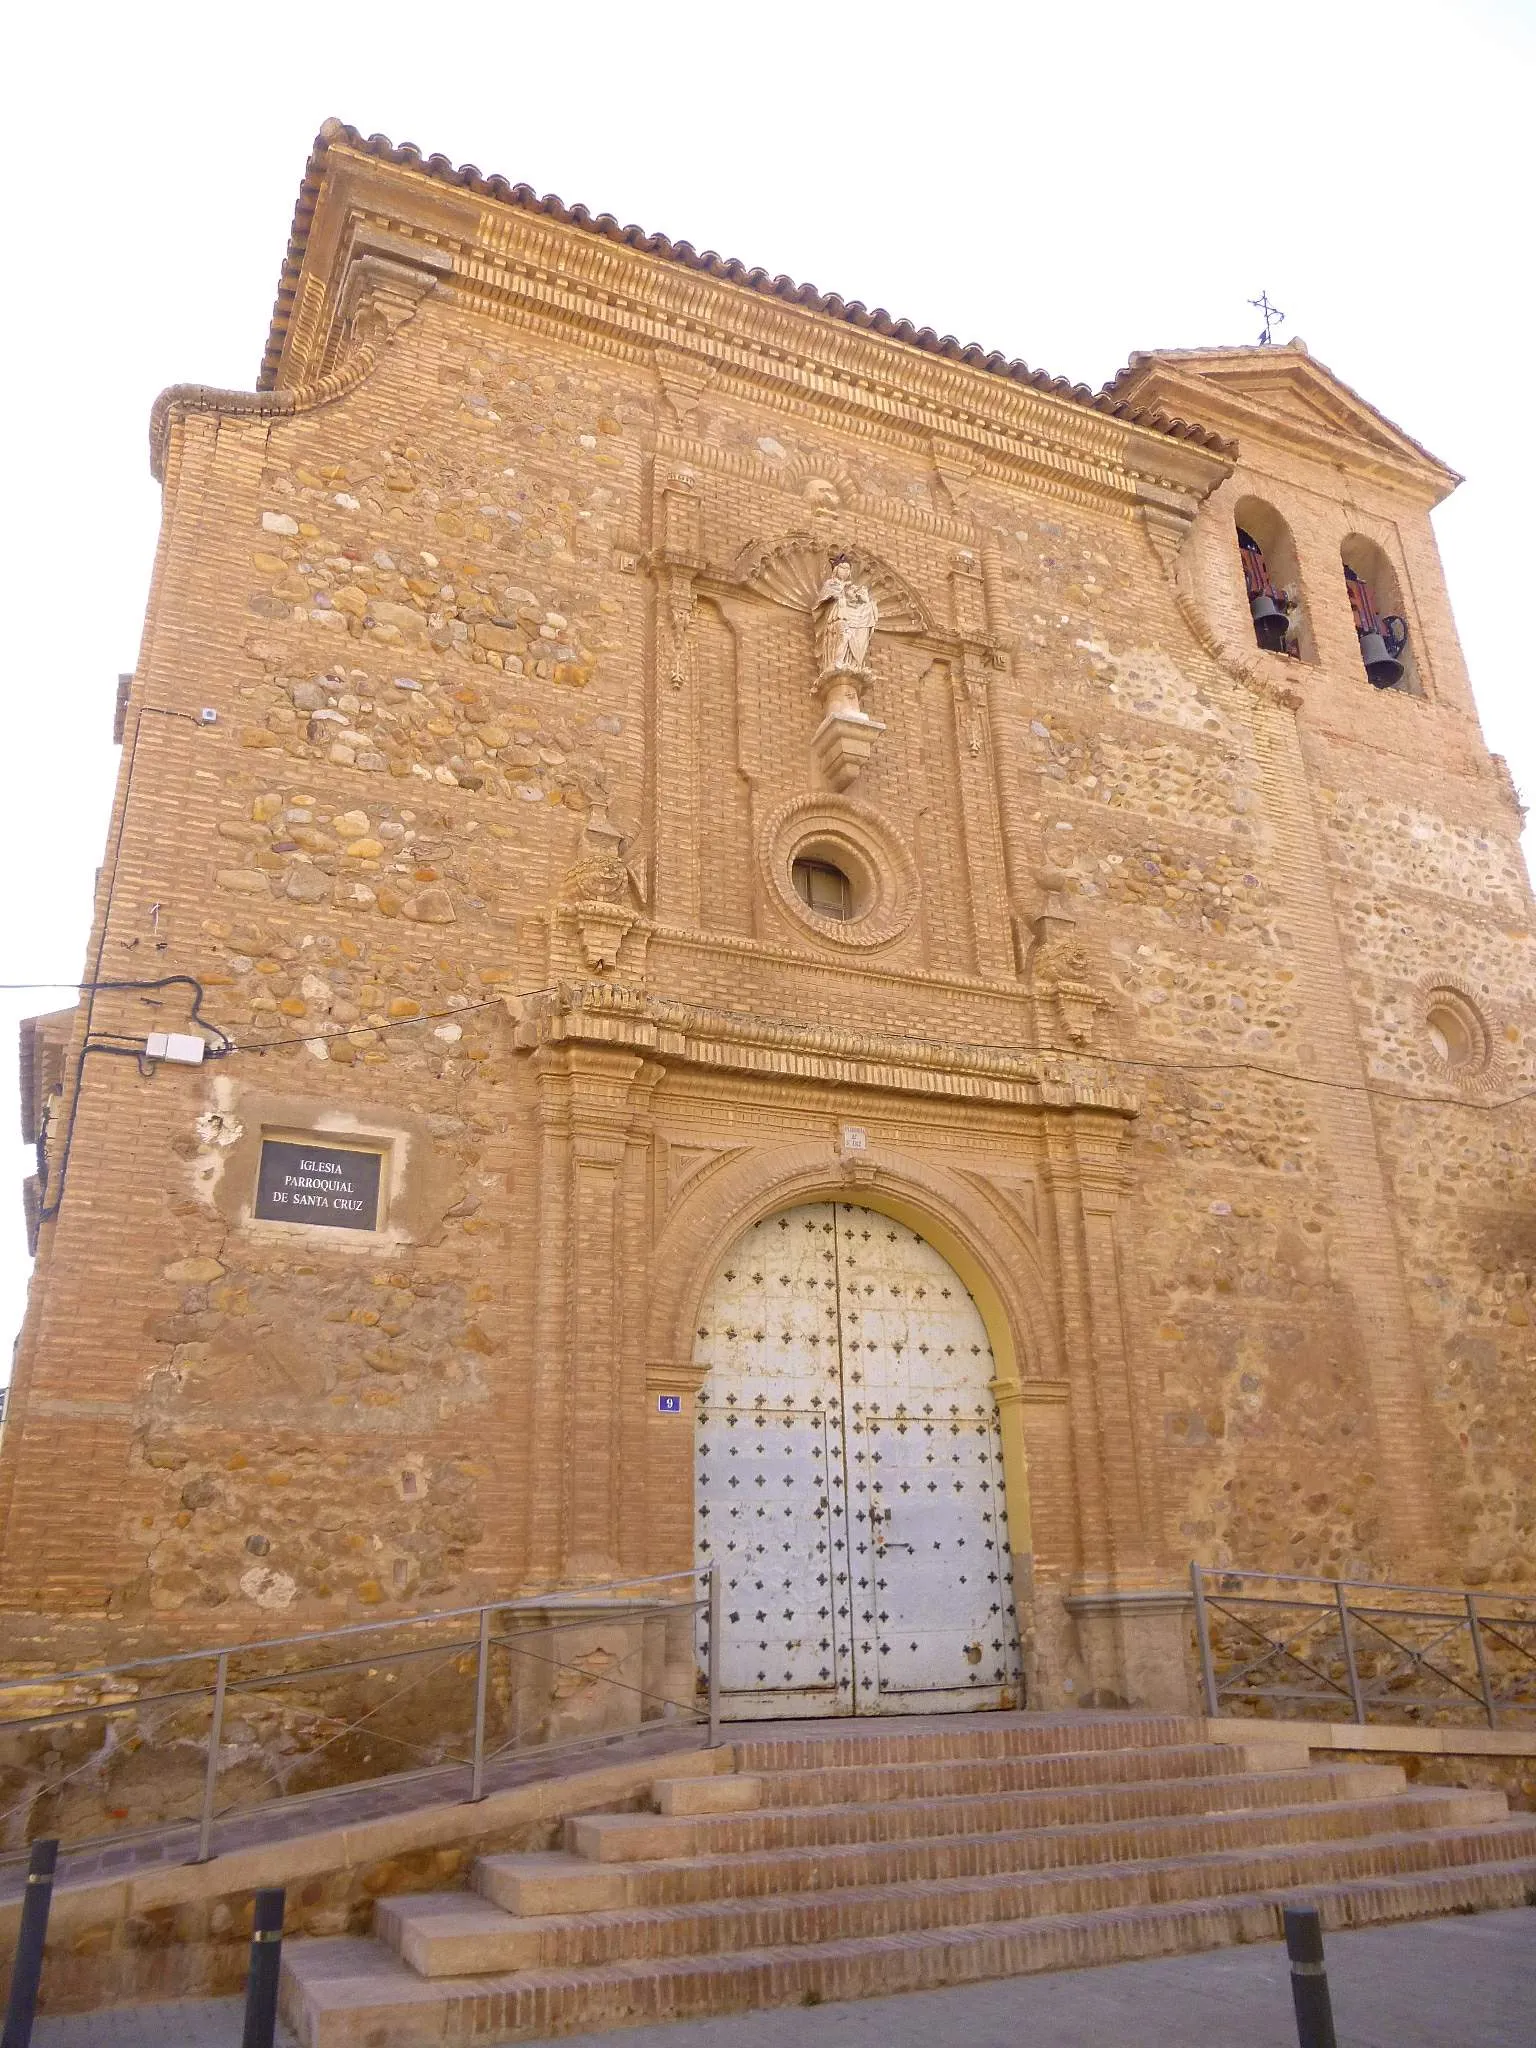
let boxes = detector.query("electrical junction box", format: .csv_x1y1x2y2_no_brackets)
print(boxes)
146,1032,206,1066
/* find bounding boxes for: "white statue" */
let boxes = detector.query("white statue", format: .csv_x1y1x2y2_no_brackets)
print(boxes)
813,557,878,682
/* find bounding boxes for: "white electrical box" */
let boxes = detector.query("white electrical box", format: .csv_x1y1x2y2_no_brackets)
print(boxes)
146,1032,206,1066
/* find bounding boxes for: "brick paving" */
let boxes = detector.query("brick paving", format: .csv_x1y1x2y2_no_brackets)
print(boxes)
31,1905,1536,2046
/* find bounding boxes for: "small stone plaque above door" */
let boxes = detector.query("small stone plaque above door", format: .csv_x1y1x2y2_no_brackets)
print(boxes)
254,1139,383,1231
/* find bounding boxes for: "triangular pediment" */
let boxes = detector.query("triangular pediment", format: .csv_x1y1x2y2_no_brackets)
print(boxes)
1246,380,1363,433
1106,344,1459,502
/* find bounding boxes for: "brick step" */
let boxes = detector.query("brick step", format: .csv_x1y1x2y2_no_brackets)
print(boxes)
658,1740,1311,1812
730,1712,1203,1772
566,1763,1406,1862
281,1859,1536,2047
482,1787,1510,1913
378,1815,1536,1976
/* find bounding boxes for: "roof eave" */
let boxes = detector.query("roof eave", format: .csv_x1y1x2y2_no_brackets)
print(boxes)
1103,346,1460,501
256,120,1236,462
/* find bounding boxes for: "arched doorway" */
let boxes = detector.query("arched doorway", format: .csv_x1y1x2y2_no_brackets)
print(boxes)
694,1201,1022,1717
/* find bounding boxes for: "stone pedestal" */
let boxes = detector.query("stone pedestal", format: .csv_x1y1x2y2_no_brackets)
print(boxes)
1062,1586,1198,1713
572,900,638,972
499,1596,693,1750
811,707,885,791
809,667,884,791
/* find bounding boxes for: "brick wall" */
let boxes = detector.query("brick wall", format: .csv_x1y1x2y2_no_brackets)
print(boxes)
2,134,1529,1710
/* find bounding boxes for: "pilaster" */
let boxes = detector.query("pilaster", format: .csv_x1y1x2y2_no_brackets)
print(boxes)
647,466,706,929
946,553,1014,977
529,1045,655,1585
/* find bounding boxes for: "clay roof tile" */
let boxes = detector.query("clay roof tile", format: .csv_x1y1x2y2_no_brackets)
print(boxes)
259,121,1238,459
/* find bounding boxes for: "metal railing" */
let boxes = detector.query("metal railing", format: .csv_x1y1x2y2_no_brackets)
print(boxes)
1192,1562,1536,1728
0,1565,723,1868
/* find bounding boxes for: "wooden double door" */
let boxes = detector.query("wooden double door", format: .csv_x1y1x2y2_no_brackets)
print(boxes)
693,1202,1021,1716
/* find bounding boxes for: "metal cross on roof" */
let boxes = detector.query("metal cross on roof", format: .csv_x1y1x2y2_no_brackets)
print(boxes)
1250,290,1287,346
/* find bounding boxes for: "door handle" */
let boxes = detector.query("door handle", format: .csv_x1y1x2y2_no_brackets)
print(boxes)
872,1506,911,1553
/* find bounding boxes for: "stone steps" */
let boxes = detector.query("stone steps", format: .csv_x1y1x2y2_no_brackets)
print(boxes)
283,1862,1536,2045
564,1763,1404,1862
277,1714,1536,2046
730,1714,1203,1770
700,1739,1313,1808
479,1789,1512,1912
379,1814,1536,1975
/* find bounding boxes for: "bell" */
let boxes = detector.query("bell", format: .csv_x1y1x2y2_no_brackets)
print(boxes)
1249,591,1289,653
1359,630,1404,688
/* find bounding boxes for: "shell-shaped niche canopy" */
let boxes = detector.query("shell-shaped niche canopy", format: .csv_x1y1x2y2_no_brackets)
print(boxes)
743,536,932,635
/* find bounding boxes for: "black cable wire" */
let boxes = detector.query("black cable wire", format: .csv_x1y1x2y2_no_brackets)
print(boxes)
36,693,195,1219
36,977,235,1222
1073,1048,1536,1114
27,977,1536,1102
27,970,1536,1231
36,1043,160,1223
138,706,211,728
82,977,234,1052
233,993,512,1054
31,985,526,1221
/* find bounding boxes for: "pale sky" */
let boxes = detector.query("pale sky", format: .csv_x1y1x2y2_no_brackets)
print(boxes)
2,0,1532,1369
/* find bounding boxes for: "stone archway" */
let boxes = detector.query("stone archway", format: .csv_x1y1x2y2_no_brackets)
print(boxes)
693,1199,1023,1717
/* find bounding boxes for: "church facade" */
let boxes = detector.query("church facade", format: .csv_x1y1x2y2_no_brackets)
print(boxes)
5,122,1531,1713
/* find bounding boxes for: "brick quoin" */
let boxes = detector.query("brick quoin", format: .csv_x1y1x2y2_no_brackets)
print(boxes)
4,122,1532,1716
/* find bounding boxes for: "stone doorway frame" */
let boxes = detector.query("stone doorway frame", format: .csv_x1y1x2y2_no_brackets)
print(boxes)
642,1122,1192,1714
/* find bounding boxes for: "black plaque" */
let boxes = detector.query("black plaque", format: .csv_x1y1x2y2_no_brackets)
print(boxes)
254,1140,382,1231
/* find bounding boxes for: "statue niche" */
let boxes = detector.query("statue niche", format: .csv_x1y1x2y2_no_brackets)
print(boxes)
743,539,930,792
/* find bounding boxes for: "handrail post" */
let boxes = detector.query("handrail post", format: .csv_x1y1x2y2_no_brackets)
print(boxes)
195,1652,229,1864
707,1565,722,1749
1190,1562,1219,1718
1284,1904,1338,2048
1466,1592,1497,1729
1,1836,59,2048
240,1886,285,2048
468,1605,492,1802
1335,1579,1365,1724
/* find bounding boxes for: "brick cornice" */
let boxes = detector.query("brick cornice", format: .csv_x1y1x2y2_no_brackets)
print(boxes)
451,244,1221,518
513,981,1138,1117
254,126,1233,524
148,341,383,485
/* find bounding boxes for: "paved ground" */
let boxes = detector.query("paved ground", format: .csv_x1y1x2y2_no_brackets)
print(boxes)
30,1904,1536,2046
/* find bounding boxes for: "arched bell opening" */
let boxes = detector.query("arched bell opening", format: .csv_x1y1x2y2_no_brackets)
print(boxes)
1234,497,1310,659
1341,534,1420,693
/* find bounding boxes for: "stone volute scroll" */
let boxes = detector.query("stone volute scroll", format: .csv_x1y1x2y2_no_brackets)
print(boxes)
1025,868,1113,1051
563,817,641,972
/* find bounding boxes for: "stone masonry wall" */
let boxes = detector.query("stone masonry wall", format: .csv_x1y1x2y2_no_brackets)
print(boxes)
3,145,1532,1738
